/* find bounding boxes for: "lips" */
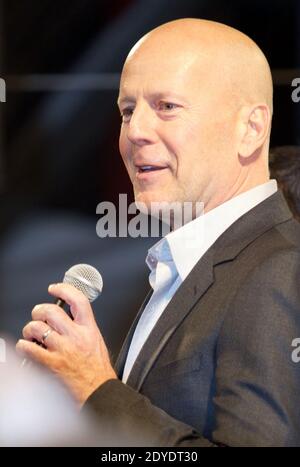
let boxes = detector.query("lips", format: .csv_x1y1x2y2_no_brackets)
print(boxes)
137,165,168,173
134,163,169,181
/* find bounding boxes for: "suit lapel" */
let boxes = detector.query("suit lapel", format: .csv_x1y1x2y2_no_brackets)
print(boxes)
115,288,153,378
126,248,215,391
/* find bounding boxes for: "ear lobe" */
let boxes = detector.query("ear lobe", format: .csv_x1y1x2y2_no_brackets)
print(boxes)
238,104,271,160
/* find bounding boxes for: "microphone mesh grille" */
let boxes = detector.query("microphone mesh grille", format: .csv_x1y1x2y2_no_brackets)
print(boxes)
63,264,103,302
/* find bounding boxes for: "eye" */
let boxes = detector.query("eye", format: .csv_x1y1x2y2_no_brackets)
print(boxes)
120,107,134,122
157,101,179,112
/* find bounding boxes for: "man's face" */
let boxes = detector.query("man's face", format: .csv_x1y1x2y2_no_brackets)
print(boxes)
118,43,238,213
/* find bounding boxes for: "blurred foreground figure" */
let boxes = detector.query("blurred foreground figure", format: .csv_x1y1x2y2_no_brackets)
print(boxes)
0,339,96,446
269,146,300,221
0,339,152,446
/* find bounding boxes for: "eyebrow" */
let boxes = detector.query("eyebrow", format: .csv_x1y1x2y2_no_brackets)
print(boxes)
117,96,135,107
117,92,187,107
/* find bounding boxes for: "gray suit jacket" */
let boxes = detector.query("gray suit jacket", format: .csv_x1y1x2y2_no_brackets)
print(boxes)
86,191,300,446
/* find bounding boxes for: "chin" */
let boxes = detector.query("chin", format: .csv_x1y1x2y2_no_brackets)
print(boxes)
134,193,154,215
134,190,182,217
135,190,166,205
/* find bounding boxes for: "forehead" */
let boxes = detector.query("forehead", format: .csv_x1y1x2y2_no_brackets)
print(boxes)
118,47,209,100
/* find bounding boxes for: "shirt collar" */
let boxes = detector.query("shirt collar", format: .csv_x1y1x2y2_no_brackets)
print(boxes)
146,180,278,281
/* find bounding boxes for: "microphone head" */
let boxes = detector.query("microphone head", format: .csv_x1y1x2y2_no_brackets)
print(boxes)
63,264,103,302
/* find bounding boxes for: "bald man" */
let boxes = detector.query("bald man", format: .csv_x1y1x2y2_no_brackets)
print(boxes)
17,19,300,446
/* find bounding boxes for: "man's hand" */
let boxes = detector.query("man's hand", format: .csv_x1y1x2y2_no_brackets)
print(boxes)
16,283,117,406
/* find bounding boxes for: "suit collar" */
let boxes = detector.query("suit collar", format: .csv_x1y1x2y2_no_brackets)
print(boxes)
213,190,292,264
166,180,278,281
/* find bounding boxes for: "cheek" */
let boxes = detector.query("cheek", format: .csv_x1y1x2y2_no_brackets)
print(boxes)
164,119,205,170
163,120,198,161
118,127,125,156
119,129,130,168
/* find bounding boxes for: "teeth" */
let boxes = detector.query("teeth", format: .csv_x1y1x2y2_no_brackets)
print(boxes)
141,166,153,171
139,165,165,172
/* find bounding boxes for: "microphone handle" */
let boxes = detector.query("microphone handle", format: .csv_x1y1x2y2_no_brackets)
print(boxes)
56,298,73,319
55,298,66,308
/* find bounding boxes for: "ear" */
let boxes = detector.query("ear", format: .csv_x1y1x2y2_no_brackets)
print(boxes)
237,104,271,160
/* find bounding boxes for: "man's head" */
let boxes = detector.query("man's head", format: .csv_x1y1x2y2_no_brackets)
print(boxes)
118,18,273,214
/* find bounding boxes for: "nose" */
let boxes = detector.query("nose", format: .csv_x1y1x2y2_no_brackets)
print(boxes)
126,103,157,146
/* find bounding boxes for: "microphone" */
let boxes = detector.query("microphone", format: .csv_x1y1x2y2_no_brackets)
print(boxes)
58,263,103,312
21,263,103,367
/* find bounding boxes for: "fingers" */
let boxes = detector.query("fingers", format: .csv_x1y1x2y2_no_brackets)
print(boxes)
47,283,95,325
22,320,62,351
16,339,52,365
32,303,74,335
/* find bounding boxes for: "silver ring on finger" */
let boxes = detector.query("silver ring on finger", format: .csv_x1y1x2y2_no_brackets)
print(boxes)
42,328,52,345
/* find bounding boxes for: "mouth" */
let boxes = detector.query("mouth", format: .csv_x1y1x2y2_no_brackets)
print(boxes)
135,165,169,180
137,164,168,172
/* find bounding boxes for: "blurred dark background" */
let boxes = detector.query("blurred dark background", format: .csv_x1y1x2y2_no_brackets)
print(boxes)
0,0,299,358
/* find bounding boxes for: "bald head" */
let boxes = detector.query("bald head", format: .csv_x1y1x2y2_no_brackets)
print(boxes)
118,19,273,213
126,18,273,115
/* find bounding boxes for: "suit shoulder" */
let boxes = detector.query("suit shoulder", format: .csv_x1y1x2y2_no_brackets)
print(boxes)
275,218,300,250
238,217,300,270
